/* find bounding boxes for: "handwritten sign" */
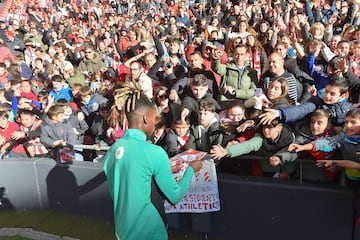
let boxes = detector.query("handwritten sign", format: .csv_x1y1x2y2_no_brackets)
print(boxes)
164,150,221,213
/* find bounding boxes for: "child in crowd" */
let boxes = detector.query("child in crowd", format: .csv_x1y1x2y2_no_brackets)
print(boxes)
37,90,56,117
260,76,354,129
89,103,112,161
166,118,191,157
0,89,9,105
57,98,89,161
0,63,11,88
40,105,81,162
71,83,82,105
211,119,296,178
350,40,360,78
180,73,220,125
5,110,48,158
77,85,109,124
49,74,73,102
20,80,39,102
290,108,360,187
149,117,167,149
185,100,223,153
15,54,33,80
0,103,14,122
270,109,339,182
219,100,246,145
0,111,18,157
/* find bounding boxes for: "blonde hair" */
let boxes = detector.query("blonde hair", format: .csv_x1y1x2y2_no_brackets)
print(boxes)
310,22,325,36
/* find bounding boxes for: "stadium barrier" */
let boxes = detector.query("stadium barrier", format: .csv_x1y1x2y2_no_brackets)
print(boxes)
0,157,357,240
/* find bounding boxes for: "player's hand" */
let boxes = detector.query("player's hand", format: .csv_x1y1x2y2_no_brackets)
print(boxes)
189,160,202,172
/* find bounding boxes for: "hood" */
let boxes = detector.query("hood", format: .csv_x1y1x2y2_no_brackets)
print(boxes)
84,52,103,64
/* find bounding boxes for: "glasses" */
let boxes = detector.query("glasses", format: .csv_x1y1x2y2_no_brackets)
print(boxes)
85,51,92,54
157,94,169,100
130,68,139,71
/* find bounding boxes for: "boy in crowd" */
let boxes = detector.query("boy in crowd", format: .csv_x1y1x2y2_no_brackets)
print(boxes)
291,108,360,187
77,85,109,124
0,111,18,157
58,99,89,161
180,73,220,125
89,103,112,162
270,109,339,182
49,75,73,102
211,118,296,178
40,105,81,162
4,110,48,158
185,100,223,153
166,118,191,157
149,117,167,149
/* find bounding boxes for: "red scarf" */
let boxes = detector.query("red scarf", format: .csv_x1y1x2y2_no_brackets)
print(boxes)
248,47,262,80
22,91,39,101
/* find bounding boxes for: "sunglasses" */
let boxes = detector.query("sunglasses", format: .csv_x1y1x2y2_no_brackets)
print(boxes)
157,94,169,100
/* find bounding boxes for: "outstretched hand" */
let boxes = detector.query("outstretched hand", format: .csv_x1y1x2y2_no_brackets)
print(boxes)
316,160,333,168
236,120,255,133
288,143,304,152
259,108,279,125
210,144,227,160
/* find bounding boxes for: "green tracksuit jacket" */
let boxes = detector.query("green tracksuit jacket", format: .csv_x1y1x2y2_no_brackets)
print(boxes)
103,129,194,240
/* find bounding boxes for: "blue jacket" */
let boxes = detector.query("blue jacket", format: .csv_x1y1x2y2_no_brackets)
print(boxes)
49,83,73,102
280,89,354,126
306,53,329,90
79,93,108,116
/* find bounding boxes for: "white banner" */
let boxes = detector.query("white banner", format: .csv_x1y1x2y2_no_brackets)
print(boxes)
164,150,221,213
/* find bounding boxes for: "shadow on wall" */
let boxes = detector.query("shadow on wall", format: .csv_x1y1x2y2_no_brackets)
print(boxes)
0,187,15,211
46,164,107,214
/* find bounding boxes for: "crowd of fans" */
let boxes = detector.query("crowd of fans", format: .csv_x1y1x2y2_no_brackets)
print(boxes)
0,0,360,182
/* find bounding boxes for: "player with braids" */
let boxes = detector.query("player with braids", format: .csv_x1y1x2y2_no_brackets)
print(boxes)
103,86,202,240
105,86,136,142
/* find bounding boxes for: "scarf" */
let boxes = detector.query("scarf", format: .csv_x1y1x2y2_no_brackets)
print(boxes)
248,47,261,80
177,133,190,151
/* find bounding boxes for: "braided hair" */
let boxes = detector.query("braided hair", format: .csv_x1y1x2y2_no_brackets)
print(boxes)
113,84,155,120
